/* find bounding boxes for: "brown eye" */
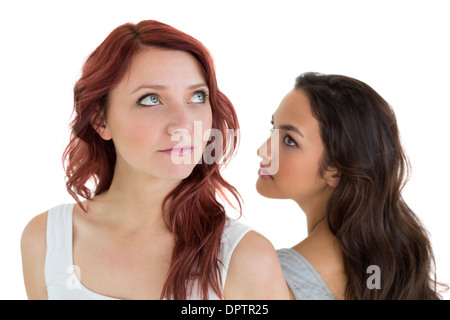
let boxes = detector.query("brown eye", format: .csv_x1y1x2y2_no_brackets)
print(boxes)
283,135,297,147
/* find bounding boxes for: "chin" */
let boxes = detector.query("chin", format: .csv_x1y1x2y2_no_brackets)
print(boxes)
255,178,277,198
161,163,197,181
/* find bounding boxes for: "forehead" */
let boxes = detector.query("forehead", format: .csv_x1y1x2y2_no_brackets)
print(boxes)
275,89,313,122
274,89,320,139
117,47,206,90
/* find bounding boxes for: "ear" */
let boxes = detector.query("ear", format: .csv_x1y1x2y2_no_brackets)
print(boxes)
323,167,340,189
91,111,112,141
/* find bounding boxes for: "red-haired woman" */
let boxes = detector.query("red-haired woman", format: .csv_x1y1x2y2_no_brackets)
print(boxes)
21,20,289,300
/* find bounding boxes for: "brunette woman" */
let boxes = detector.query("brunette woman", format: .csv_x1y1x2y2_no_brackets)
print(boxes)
21,20,289,300
257,72,443,299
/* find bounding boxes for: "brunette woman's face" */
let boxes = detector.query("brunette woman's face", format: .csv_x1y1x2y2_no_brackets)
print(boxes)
256,89,338,206
97,47,212,181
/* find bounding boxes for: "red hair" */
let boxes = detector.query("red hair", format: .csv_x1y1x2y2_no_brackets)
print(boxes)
62,20,241,299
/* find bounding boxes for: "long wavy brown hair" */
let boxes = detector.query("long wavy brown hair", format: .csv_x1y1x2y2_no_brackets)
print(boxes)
295,72,444,299
62,20,241,299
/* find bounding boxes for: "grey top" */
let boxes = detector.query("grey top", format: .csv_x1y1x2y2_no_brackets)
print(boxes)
277,248,335,300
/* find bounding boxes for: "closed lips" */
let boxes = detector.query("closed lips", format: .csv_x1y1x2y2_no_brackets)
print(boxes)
159,146,194,155
258,167,274,179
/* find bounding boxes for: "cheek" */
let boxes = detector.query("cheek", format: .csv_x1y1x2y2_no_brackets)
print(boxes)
124,119,157,146
109,115,160,161
197,108,213,145
277,153,324,191
278,157,304,184
203,106,213,130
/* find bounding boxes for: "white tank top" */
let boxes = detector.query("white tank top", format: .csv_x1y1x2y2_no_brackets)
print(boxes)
45,203,252,300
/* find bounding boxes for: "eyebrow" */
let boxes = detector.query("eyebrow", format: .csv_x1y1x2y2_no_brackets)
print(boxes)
131,83,208,94
272,115,304,138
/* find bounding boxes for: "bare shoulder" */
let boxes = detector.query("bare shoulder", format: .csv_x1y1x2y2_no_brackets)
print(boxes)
224,231,290,299
21,211,48,253
21,211,48,299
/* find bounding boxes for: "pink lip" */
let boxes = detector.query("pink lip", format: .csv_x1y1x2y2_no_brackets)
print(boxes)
159,146,194,157
258,167,274,180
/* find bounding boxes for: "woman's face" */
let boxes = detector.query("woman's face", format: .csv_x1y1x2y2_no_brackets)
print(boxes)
98,47,213,181
256,89,338,206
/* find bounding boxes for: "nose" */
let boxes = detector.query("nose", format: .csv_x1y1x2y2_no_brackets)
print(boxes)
257,136,272,164
166,103,193,136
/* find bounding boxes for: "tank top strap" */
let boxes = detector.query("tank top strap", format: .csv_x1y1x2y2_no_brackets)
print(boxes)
218,219,252,289
45,203,75,291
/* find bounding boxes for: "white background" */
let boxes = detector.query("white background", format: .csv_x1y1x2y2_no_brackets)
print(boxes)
1,0,449,299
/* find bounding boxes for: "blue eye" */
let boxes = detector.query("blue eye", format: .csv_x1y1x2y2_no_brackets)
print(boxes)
138,94,160,106
190,91,208,103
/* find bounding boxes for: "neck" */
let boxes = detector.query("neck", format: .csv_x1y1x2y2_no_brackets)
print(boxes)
94,161,181,230
294,188,333,235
